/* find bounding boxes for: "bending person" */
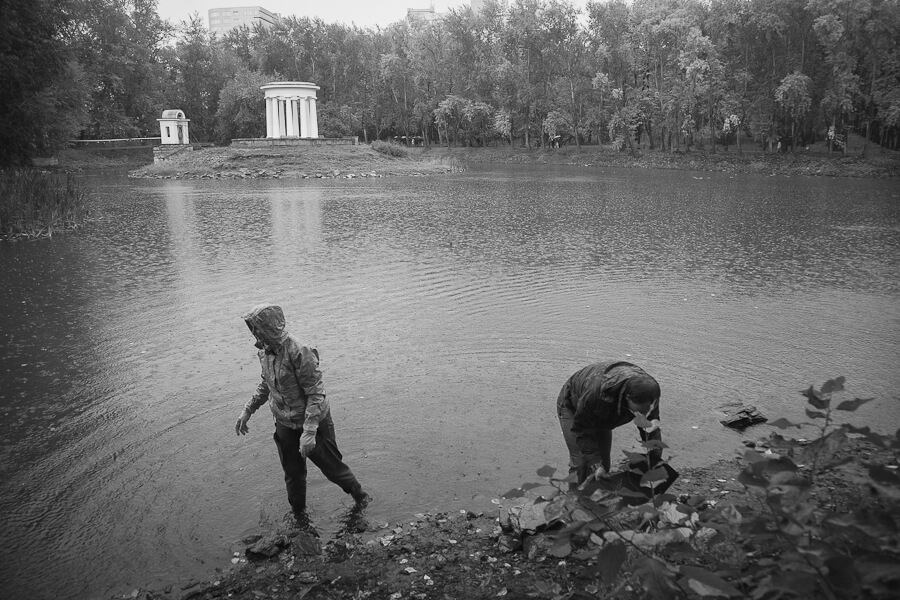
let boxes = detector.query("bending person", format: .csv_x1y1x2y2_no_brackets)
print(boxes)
557,361,662,485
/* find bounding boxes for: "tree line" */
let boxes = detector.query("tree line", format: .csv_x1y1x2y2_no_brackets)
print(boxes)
2,0,899,165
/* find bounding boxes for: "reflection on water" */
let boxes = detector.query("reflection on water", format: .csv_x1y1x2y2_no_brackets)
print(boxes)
1,165,898,599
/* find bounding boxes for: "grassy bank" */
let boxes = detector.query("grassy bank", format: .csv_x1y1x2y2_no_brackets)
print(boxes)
0,169,88,240
448,140,900,178
128,145,456,180
52,138,899,180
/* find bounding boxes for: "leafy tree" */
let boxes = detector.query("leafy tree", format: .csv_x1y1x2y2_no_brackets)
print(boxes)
317,101,361,138
543,0,592,147
168,14,236,142
69,0,171,138
214,67,268,144
775,70,813,152
0,0,87,164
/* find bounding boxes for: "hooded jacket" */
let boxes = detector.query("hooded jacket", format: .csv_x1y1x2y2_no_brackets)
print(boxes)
242,304,328,432
557,361,662,466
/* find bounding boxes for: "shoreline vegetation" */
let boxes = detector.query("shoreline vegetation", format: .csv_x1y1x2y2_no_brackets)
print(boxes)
61,139,899,181
0,169,88,241
120,436,898,600
105,377,898,600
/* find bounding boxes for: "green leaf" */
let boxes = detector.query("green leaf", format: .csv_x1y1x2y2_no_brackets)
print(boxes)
652,493,680,507
679,566,742,597
769,471,811,488
532,580,563,595
869,465,900,486
768,418,802,429
821,376,846,395
642,440,669,451
763,455,799,475
595,541,627,581
641,467,671,485
616,488,652,499
855,556,900,585
799,429,847,466
805,408,828,419
633,412,652,428
842,425,889,449
738,466,768,489
825,555,860,593
536,465,557,478
743,449,766,464
571,547,601,561
801,385,829,409
622,451,648,465
549,537,572,557
501,488,525,498
835,397,874,412
768,433,803,449
664,540,699,560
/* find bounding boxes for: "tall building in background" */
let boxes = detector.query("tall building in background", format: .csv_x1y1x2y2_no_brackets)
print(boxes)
208,6,280,36
407,5,438,22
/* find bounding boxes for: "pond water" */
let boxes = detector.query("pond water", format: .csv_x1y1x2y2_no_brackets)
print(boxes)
1,164,898,599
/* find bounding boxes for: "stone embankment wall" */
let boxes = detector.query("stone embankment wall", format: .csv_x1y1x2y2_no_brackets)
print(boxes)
231,136,359,147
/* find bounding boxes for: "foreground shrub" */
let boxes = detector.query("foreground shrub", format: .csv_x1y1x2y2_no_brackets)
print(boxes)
371,140,408,158
0,169,88,240
504,377,900,599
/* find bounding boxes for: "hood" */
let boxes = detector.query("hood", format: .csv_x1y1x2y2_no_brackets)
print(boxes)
242,303,289,350
603,362,659,405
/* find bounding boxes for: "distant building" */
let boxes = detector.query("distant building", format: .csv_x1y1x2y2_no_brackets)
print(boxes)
208,6,280,36
158,109,190,145
407,5,438,21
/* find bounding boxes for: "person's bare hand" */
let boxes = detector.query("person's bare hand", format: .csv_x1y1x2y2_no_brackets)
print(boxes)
235,410,250,436
592,463,610,480
643,419,661,434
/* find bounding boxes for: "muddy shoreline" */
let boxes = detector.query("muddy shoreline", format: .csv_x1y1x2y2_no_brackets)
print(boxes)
53,142,900,180
119,436,897,600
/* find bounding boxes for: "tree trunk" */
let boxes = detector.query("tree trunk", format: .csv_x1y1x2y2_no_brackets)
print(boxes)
861,119,870,157
570,80,581,148
790,119,795,153
524,106,530,149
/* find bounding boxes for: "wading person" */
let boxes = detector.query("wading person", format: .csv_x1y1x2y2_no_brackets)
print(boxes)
556,361,662,485
235,303,369,525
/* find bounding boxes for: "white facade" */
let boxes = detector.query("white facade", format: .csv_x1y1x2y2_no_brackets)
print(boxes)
208,6,279,37
158,109,190,145
260,82,320,139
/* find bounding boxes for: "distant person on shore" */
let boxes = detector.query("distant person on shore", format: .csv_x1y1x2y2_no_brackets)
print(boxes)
556,361,662,485
235,303,369,525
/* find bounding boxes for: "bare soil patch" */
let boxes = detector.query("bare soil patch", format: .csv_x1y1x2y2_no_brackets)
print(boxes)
130,436,898,600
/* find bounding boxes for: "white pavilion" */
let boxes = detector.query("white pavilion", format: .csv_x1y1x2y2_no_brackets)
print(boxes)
260,82,320,139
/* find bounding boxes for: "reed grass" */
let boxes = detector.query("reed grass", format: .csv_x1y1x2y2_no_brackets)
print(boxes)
0,169,88,240
371,140,409,158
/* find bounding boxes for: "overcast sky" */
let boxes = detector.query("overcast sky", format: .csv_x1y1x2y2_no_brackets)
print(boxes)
155,0,470,29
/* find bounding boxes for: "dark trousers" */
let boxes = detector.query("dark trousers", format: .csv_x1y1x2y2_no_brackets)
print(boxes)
273,412,361,515
558,403,613,484
557,381,613,485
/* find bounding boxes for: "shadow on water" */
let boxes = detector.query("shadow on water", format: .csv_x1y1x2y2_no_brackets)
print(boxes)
1,165,898,599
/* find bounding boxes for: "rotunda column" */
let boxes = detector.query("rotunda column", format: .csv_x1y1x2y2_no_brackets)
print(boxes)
299,97,310,138
308,97,318,138
283,98,293,138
